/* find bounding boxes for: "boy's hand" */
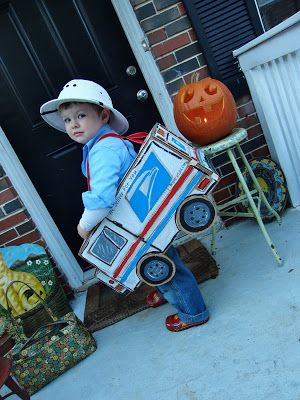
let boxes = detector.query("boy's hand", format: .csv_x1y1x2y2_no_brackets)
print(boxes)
77,224,90,239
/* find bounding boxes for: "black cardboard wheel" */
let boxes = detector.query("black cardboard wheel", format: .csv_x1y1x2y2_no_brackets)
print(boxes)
176,195,216,234
136,253,175,286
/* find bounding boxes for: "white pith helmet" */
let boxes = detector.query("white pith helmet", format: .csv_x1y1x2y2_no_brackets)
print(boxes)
40,79,129,135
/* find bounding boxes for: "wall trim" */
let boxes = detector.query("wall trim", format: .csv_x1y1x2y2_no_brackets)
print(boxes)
111,0,179,134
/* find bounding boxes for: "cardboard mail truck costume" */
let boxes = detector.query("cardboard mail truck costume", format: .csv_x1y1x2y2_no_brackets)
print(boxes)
80,123,219,294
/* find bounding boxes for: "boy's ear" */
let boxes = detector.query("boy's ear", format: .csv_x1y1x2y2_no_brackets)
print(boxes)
101,108,110,123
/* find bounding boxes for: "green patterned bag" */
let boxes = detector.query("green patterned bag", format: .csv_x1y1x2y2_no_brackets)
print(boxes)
7,311,97,395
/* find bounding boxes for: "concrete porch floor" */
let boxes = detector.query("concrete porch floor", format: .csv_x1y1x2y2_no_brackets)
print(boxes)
28,206,300,400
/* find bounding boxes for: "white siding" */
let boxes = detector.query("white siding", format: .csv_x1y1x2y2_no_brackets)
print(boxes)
234,12,300,206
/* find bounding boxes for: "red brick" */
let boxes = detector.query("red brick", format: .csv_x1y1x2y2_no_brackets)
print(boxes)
157,54,176,70
217,194,236,206
229,183,238,196
0,188,17,205
245,114,259,127
0,212,28,231
237,114,259,129
6,230,41,246
188,29,197,42
147,28,167,45
152,33,190,58
178,2,186,15
213,172,237,192
0,228,18,244
213,187,231,204
238,101,256,118
184,66,209,84
252,146,270,158
247,124,262,139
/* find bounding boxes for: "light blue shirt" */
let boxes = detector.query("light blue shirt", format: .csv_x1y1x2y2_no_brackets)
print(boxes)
81,124,137,210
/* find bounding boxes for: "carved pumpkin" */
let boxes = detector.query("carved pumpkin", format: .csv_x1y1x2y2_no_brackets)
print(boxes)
173,78,237,145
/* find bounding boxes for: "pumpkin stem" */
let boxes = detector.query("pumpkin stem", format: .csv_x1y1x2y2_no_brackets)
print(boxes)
190,71,201,83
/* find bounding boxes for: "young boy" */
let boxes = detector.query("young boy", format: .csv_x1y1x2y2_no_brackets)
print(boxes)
40,79,209,332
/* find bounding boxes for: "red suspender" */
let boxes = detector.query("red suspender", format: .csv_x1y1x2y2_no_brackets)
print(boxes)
86,131,148,190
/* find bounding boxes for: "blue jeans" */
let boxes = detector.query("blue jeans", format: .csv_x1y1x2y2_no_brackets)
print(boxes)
157,245,209,324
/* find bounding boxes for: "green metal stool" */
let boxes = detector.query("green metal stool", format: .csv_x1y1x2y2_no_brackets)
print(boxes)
201,128,282,265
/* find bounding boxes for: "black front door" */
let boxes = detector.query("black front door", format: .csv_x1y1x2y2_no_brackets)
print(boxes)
0,0,162,269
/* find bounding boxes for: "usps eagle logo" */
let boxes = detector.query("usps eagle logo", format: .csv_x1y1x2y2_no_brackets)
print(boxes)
126,152,172,222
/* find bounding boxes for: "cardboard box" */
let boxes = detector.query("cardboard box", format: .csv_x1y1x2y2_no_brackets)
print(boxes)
79,123,219,293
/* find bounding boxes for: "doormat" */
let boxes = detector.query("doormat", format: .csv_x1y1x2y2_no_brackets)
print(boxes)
84,240,219,332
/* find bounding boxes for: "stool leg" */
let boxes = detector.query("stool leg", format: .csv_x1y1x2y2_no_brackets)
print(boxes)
5,375,30,400
227,148,282,265
236,144,281,224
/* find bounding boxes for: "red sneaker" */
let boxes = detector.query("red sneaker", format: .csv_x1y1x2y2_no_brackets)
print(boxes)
146,290,167,308
165,314,209,332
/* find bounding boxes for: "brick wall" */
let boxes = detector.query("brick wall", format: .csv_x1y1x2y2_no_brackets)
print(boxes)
0,164,73,298
0,165,42,247
131,0,271,225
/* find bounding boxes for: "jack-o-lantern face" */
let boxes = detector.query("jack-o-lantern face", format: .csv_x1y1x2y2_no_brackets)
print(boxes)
182,83,224,124
174,78,237,146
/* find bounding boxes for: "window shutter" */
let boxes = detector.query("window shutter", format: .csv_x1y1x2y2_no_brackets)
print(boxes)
183,0,264,97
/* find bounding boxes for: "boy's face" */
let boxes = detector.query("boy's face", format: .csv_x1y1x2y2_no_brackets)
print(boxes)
60,103,109,144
